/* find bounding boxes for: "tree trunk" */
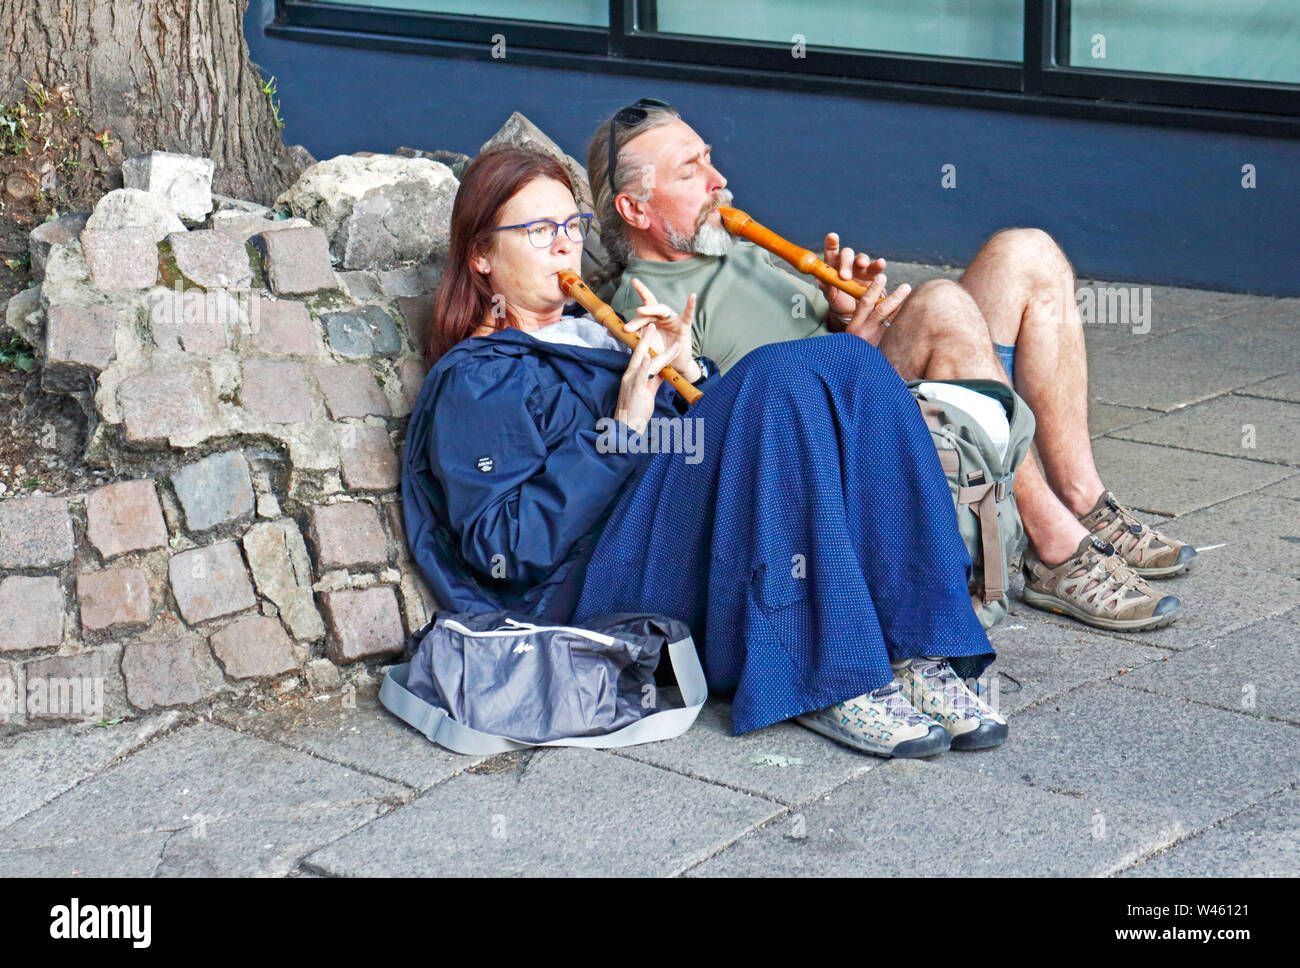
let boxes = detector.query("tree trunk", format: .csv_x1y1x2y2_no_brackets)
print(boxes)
1,0,302,208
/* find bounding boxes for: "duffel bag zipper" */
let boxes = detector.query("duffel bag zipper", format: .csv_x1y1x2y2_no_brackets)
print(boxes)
440,617,618,647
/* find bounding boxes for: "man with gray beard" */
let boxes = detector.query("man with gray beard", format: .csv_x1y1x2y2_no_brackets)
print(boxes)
588,98,1197,634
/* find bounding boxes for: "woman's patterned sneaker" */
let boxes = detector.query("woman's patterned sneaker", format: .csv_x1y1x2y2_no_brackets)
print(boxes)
892,657,1008,751
1023,534,1181,631
794,682,951,759
1078,490,1197,578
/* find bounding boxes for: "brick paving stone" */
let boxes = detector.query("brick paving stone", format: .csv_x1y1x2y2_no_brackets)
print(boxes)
314,364,391,419
168,542,257,624
321,586,405,663
240,359,313,424
356,305,402,354
338,424,398,491
146,289,233,353
395,295,434,361
209,615,297,679
170,451,255,532
84,479,168,558
263,225,337,295
0,659,19,726
44,304,117,374
309,501,388,569
241,520,325,642
28,212,89,282
116,365,210,443
322,307,402,358
76,568,151,631
166,229,252,289
0,494,75,568
79,226,159,290
248,296,320,356
0,576,65,652
23,652,104,722
397,356,428,414
121,639,202,709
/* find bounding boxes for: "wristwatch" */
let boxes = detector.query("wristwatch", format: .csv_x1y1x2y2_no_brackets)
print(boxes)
691,357,710,386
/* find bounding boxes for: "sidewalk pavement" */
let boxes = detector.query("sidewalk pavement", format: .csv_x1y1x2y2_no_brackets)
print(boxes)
2,267,1297,877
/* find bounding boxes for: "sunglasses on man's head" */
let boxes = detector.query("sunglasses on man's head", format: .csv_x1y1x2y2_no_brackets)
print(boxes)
607,97,672,197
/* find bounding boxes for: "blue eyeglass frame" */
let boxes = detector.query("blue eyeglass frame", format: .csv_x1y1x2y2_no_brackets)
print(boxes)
492,212,595,248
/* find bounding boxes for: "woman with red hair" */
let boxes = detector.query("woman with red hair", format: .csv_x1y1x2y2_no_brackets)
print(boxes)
401,145,1006,758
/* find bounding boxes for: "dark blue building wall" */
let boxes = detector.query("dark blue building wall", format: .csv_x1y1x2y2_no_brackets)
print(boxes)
246,3,1299,296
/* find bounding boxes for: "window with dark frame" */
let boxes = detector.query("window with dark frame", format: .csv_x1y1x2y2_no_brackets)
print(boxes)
272,1,1300,137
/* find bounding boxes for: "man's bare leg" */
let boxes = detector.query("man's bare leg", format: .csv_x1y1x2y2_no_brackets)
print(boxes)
956,228,1106,517
881,278,1090,566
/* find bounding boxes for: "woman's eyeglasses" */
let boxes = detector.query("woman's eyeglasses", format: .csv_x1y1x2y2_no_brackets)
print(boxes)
493,212,594,249
607,97,672,196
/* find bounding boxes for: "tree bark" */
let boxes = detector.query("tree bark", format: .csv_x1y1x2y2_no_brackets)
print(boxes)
1,0,302,206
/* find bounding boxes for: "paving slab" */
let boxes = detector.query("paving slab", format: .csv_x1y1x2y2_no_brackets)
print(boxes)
1120,787,1300,878
984,616,1168,715
1087,318,1293,412
1077,281,1269,356
1153,492,1300,576
303,746,783,877
609,699,878,807
933,681,1300,833
1111,394,1300,467
1113,608,1300,726
1087,402,1158,438
687,758,1184,878
0,721,409,877
0,715,179,830
1236,371,1300,404
1010,561,1298,652
1087,437,1292,515
211,685,486,791
1259,472,1300,503
0,832,173,877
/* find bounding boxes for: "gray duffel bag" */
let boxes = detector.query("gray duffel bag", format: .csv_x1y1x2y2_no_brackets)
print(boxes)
379,610,707,754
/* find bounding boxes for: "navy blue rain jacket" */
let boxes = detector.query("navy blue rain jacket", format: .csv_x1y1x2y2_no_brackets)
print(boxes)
401,327,721,623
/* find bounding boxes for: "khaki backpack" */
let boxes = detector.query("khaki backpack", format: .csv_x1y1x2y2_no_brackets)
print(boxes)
908,379,1037,629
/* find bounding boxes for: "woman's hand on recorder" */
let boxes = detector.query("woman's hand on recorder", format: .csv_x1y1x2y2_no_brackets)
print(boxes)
623,278,701,384
614,322,672,436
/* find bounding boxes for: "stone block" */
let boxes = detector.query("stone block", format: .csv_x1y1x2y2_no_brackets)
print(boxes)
314,364,391,418
303,658,342,692
116,365,210,444
84,479,168,559
321,586,405,663
169,451,255,532
241,519,325,642
262,225,338,295
166,229,252,289
77,568,151,631
322,305,401,358
338,424,399,491
0,576,65,652
44,304,117,377
248,297,319,356
309,501,388,570
209,615,298,680
29,212,90,282
84,187,185,242
79,226,159,290
397,356,428,414
240,359,313,424
122,150,214,223
395,295,434,361
168,542,256,624
23,652,104,722
146,288,235,354
0,659,18,726
0,494,75,568
121,639,201,709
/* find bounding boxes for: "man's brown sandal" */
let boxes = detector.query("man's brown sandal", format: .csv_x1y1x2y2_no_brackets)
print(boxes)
1022,534,1181,632
1077,490,1197,579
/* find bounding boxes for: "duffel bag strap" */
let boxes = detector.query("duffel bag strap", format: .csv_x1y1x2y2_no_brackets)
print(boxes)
954,480,1007,605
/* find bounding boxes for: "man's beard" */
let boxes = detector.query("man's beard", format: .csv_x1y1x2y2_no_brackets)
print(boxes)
664,190,734,257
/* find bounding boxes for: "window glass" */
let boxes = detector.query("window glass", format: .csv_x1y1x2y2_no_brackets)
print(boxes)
1066,0,1300,85
652,0,1024,62
310,0,609,28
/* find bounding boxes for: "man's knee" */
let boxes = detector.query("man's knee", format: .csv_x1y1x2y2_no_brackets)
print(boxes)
984,227,1073,282
900,278,989,345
